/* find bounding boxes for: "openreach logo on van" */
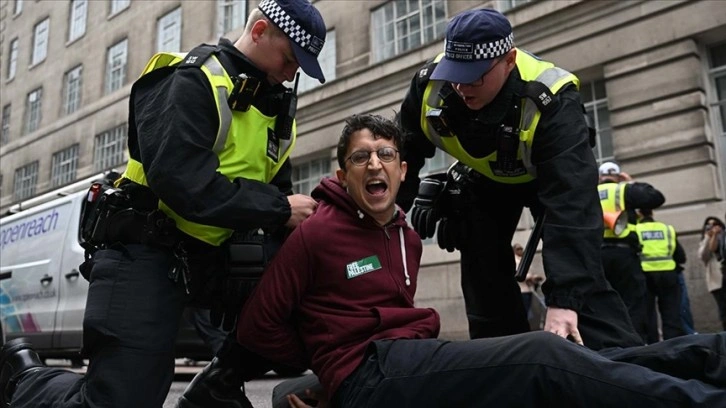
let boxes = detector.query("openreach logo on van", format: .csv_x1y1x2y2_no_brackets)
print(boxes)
1,208,61,250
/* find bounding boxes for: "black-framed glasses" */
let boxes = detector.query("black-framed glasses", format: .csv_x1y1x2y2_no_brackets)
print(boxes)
454,57,505,87
346,147,399,166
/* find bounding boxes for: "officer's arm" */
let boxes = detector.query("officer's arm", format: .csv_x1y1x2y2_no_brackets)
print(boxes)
397,71,438,212
673,238,686,265
624,183,666,210
531,86,600,312
137,67,291,232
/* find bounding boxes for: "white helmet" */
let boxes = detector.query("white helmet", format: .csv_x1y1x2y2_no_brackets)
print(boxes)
598,161,620,176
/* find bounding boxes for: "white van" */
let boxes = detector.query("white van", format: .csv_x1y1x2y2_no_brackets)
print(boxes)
0,175,210,361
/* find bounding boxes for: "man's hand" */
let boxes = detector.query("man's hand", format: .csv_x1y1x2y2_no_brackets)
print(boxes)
287,388,329,408
543,306,584,346
286,194,318,228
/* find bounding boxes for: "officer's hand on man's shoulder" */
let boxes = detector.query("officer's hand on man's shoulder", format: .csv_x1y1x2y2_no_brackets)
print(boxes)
286,194,318,229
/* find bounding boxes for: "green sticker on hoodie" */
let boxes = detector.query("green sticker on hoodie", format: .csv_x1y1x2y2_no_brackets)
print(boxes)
345,255,382,279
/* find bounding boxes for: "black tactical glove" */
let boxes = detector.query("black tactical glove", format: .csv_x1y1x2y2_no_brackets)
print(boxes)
210,229,284,331
411,173,449,239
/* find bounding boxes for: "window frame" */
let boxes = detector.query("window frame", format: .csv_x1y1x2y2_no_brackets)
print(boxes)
62,65,83,115
68,0,88,43
13,161,39,202
1,104,11,146
94,124,128,171
217,0,246,37
110,0,130,16
296,29,337,94
292,156,332,196
24,87,43,134
13,0,23,16
581,79,613,165
370,0,447,63
7,38,19,80
50,144,80,187
105,38,128,94
31,18,50,66
157,7,182,53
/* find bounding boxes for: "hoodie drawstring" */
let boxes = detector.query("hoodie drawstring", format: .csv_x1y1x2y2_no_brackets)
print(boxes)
399,228,411,286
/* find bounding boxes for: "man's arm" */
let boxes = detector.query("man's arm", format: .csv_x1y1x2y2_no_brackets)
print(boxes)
135,67,291,232
673,238,686,265
237,227,311,368
397,70,438,212
531,87,601,314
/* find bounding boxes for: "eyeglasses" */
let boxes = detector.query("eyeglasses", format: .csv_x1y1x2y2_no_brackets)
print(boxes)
455,57,505,87
346,147,399,166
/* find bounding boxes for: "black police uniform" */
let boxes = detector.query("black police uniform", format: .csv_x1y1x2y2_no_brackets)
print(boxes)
5,38,294,408
399,64,643,350
599,180,665,343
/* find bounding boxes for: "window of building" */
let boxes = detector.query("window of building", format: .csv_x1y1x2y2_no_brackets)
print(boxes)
707,42,726,185
94,124,127,171
13,0,22,16
105,38,128,94
157,7,182,52
292,157,331,195
371,0,447,63
13,161,39,201
110,0,130,15
581,79,613,165
7,38,18,80
68,0,88,42
217,0,246,37
62,65,83,115
296,30,337,93
1,104,10,146
51,144,79,187
24,88,42,134
31,18,50,66
499,0,533,12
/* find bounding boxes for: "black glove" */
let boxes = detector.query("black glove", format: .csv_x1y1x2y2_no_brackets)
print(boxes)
210,229,284,331
411,173,448,239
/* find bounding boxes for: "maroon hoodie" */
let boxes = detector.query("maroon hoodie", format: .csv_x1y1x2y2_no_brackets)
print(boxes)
237,177,440,397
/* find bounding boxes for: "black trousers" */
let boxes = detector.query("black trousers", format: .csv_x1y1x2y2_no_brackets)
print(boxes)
455,181,641,350
334,332,726,408
11,244,186,408
601,246,649,342
645,270,686,341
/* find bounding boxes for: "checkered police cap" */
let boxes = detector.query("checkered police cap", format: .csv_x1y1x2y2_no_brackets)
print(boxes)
431,8,515,84
258,0,327,83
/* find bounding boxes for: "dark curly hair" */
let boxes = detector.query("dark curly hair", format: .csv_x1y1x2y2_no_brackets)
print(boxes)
336,113,405,170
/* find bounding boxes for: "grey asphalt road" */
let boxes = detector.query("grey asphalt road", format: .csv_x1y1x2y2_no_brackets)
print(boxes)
163,364,308,408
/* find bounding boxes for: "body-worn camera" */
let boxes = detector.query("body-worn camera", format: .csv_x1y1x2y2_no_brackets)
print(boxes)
228,73,261,112
426,108,454,137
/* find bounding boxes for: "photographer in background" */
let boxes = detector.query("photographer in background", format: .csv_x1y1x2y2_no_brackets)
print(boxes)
699,216,726,330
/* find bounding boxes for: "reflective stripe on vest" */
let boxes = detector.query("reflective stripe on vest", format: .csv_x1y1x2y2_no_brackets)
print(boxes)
637,221,677,271
420,49,579,184
120,51,295,246
598,182,633,239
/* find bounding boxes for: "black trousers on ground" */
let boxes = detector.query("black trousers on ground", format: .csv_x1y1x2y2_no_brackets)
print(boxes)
601,245,649,342
334,332,726,408
644,270,686,341
10,244,186,408
456,181,641,350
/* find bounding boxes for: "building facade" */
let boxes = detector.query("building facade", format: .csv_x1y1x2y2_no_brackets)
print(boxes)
1,0,725,337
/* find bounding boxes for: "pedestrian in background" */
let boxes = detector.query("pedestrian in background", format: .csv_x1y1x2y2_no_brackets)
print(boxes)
699,216,726,330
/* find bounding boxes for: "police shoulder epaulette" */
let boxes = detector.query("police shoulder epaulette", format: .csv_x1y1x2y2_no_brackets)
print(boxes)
522,80,559,114
176,44,219,69
416,58,438,87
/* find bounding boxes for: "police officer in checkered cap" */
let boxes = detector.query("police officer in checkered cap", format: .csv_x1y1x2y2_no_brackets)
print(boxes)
398,8,646,351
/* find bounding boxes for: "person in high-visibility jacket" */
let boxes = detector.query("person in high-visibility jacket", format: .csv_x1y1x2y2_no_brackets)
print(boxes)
0,1,327,408
398,8,640,350
597,162,665,343
636,208,687,342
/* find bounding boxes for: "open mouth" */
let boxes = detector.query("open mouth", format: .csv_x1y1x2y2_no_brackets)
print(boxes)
366,180,388,196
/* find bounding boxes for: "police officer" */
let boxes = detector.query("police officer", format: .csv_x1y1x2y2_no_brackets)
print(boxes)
0,1,326,407
598,162,665,342
399,8,642,350
635,208,687,341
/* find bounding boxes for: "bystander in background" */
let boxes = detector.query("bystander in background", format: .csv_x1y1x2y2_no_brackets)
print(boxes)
698,216,726,330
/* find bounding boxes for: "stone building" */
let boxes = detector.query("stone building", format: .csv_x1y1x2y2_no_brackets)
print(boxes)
1,0,725,337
